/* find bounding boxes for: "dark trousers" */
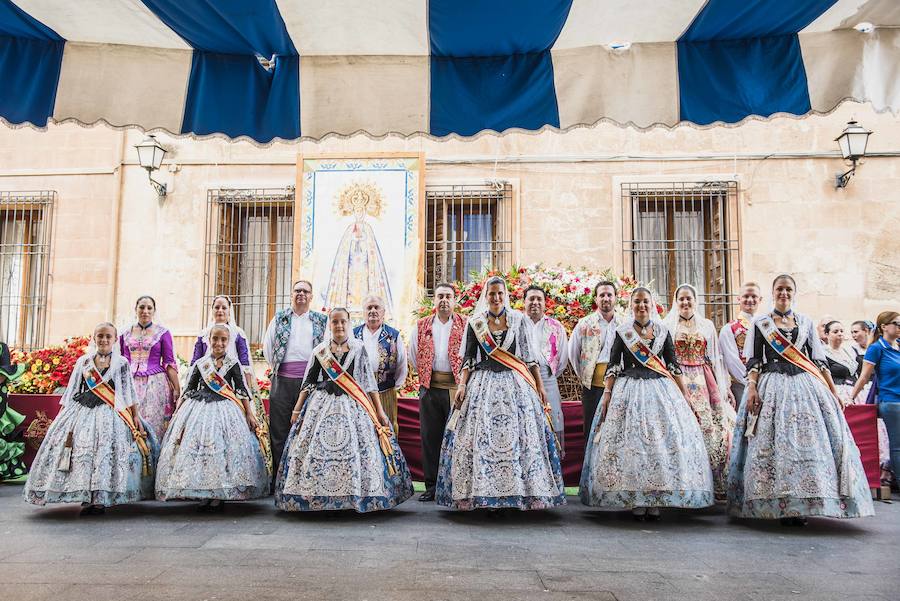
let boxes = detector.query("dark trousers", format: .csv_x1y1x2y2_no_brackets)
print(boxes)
581,385,605,448
269,375,304,481
419,386,452,491
731,382,746,407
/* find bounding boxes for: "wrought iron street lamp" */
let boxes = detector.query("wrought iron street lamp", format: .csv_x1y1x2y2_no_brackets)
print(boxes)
834,120,872,188
135,135,168,197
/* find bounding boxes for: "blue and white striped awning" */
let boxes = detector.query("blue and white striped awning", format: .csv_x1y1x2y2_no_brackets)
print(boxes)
1,0,898,142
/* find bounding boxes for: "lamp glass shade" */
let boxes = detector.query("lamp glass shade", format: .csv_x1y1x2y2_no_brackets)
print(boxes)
135,136,166,170
835,121,871,160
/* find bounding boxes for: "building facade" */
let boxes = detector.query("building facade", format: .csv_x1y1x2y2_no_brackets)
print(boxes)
0,101,898,358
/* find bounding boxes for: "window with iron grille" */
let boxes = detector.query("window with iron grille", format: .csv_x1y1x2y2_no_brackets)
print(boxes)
0,191,54,350
203,188,294,347
424,183,513,292
622,181,740,328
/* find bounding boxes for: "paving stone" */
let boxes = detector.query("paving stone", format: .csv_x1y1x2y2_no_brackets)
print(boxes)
0,485,896,600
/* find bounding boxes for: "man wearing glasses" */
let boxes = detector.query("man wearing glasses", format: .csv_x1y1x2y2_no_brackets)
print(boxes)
263,280,327,478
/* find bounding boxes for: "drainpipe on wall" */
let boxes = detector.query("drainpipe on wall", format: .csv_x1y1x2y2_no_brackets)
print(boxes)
106,130,127,324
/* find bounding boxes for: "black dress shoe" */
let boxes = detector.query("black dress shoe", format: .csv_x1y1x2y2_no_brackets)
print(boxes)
418,489,436,502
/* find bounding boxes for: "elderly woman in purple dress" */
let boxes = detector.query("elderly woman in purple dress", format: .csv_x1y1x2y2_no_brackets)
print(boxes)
120,295,180,441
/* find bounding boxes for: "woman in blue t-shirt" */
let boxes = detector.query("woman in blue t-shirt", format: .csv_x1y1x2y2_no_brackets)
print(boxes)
851,311,900,481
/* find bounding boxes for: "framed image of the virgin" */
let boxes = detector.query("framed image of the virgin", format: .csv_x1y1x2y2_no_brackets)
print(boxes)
295,153,425,324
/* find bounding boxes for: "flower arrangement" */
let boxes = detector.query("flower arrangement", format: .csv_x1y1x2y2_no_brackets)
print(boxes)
415,264,657,334
9,336,91,394
257,368,272,400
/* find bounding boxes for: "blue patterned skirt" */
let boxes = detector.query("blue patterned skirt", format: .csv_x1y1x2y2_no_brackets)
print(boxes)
155,397,269,501
24,404,159,507
727,371,875,519
436,369,566,511
274,390,413,512
580,376,714,509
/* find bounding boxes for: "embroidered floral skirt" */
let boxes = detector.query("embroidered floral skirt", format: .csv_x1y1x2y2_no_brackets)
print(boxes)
727,371,875,519
580,375,714,509
275,390,413,512
436,369,566,511
155,397,269,501
681,362,734,496
134,372,174,442
24,404,158,507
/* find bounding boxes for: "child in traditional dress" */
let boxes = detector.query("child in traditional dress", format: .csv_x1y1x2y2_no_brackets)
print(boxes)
155,324,268,511
24,323,157,515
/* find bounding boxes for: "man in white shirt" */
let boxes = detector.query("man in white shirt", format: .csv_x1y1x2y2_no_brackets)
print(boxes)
353,295,407,434
522,285,568,456
263,280,327,477
718,282,761,405
568,281,621,449
408,283,467,501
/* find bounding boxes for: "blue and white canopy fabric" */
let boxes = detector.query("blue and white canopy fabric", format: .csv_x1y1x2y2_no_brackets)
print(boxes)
1,0,898,142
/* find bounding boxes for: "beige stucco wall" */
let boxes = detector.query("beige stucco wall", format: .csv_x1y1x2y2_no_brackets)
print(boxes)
1,101,898,355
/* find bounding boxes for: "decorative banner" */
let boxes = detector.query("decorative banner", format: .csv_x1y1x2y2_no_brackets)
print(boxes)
296,154,424,324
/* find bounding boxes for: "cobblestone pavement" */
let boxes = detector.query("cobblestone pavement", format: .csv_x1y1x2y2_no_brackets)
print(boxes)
2,485,897,601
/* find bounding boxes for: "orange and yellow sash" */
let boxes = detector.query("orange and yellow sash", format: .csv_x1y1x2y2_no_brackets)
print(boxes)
619,327,677,384
197,357,271,473
315,346,397,476
757,316,832,390
84,365,151,476
470,315,558,446
471,315,538,390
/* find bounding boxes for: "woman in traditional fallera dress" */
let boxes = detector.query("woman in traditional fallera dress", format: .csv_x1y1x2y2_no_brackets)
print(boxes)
191,295,272,474
727,275,874,525
120,295,180,441
662,284,736,499
823,320,861,405
580,287,714,521
156,325,268,511
436,276,565,511
24,323,158,515
275,307,412,512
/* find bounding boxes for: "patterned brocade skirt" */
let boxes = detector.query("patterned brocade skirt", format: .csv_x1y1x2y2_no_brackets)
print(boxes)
436,369,566,511
727,371,875,519
155,396,269,501
134,372,174,442
275,390,413,512
24,404,158,507
680,362,734,496
580,375,714,509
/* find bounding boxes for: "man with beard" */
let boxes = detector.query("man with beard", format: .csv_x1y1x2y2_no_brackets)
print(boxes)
522,285,569,456
568,281,621,449
408,283,467,502
718,282,761,405
353,295,407,434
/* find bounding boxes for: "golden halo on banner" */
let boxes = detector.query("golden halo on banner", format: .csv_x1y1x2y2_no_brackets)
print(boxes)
335,181,384,219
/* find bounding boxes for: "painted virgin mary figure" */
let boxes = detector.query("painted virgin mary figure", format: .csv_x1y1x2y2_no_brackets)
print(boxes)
324,182,394,321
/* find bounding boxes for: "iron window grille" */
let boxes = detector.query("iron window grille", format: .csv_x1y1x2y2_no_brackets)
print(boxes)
203,188,294,348
0,191,54,350
424,183,513,293
622,181,740,328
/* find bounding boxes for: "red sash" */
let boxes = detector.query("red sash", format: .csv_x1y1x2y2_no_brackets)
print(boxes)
315,346,397,476
84,364,151,476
